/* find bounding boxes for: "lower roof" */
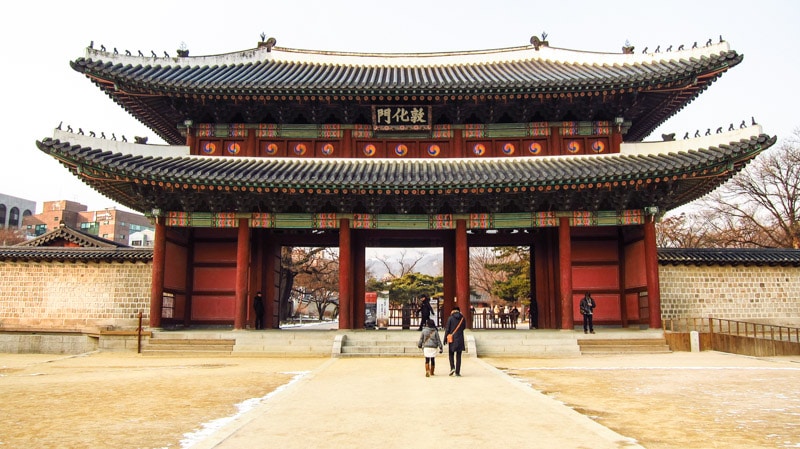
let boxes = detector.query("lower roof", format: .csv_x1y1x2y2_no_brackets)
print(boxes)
35,129,776,216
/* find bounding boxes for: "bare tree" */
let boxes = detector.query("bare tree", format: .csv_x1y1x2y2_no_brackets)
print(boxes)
658,129,800,249
0,227,27,246
469,247,507,302
374,249,425,279
701,130,800,248
292,247,339,320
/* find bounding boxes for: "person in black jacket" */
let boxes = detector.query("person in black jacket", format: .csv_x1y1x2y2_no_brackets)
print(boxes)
417,294,433,331
253,292,265,330
579,292,596,334
443,306,466,377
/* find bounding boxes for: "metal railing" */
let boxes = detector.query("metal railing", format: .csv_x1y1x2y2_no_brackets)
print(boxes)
382,308,519,330
664,317,800,344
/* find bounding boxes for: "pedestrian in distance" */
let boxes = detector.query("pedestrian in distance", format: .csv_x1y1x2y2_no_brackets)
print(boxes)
579,292,596,334
417,318,443,377
443,306,466,377
253,292,265,330
417,294,433,331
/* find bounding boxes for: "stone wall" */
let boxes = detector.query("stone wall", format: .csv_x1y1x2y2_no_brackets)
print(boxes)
0,259,151,331
2,258,799,335
659,264,800,324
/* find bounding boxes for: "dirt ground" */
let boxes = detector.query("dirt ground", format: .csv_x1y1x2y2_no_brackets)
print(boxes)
489,352,800,449
0,353,327,449
1,351,799,449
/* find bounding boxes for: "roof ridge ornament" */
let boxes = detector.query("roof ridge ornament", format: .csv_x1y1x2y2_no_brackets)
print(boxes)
259,33,277,52
530,32,549,51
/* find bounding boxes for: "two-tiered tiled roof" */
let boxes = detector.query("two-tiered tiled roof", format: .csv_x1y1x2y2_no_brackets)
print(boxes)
71,39,742,143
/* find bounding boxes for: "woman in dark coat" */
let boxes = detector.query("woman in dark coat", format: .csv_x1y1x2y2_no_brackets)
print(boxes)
443,306,466,377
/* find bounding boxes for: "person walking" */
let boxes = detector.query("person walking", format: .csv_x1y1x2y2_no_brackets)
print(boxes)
443,306,466,377
417,294,433,331
253,292,265,330
417,318,443,377
579,292,596,334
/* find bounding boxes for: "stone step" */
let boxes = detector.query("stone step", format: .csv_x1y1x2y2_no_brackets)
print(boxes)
577,338,671,355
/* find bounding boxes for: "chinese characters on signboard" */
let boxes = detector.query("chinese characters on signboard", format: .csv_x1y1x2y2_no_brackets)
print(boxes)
372,106,432,131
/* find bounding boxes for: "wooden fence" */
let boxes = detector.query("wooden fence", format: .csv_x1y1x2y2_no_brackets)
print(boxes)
663,318,800,356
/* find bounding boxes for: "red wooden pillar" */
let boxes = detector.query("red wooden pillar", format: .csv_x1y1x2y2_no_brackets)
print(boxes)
339,219,352,329
455,219,471,327
263,236,279,329
185,124,195,153
558,216,573,330
149,217,166,328
234,218,250,330
442,232,456,322
643,219,663,329
353,233,366,329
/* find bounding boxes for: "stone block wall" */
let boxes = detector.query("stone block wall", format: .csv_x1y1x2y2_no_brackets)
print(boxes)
659,264,800,323
0,260,151,331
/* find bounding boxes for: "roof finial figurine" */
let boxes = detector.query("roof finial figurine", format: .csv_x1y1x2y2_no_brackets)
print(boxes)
740,120,746,129
654,45,660,53
692,41,698,49
716,127,722,134
642,46,648,54
125,49,131,56
622,40,635,54
151,50,157,58
100,44,106,52
111,133,117,141
67,125,73,133
260,32,266,42
752,116,757,126
666,45,672,52
113,47,119,55
678,44,684,51
89,130,96,137
706,38,713,46
683,132,689,140
164,51,170,58
78,128,84,135
719,35,724,43
138,50,144,57
177,42,189,57
101,132,107,139
89,40,93,49
728,123,734,131
694,130,701,138
705,128,711,136
121,135,127,142
530,32,548,51
56,121,62,130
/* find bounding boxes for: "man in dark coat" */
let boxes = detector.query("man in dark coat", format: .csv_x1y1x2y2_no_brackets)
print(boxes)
579,292,596,334
417,294,433,331
253,292,265,330
443,306,466,376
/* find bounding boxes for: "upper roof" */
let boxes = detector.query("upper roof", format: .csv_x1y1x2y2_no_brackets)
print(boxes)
71,38,742,144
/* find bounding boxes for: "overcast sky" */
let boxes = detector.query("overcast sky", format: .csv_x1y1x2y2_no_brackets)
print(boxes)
2,0,797,214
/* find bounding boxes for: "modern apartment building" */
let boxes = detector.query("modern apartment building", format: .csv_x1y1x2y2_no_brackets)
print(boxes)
22,200,154,246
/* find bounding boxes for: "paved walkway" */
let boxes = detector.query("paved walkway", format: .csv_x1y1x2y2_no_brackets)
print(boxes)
190,356,643,449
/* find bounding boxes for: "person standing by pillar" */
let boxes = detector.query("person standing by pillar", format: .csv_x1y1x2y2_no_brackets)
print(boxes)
253,292,265,330
443,306,466,377
579,292,596,334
